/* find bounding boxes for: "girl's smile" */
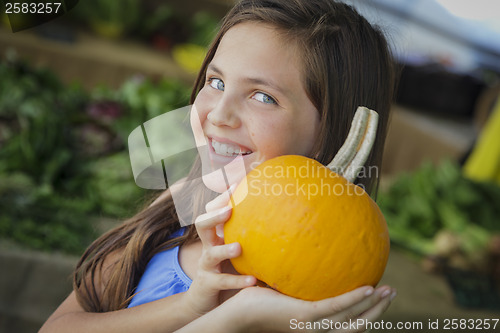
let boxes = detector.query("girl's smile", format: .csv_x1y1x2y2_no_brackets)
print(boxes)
192,22,320,192
209,137,252,158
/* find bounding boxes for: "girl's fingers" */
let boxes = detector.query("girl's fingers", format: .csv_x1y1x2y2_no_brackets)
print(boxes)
199,242,241,270
205,184,237,212
310,286,395,333
196,184,237,247
204,271,256,291
309,286,376,320
195,205,232,247
355,289,396,325
332,286,393,324
194,243,255,294
195,205,232,226
336,297,394,333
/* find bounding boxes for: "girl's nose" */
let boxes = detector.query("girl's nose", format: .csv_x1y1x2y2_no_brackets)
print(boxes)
207,95,241,128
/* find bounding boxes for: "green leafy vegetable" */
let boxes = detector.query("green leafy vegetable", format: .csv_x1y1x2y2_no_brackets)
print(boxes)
378,159,500,258
0,58,191,254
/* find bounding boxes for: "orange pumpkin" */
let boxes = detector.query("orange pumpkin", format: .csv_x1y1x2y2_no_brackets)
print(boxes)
223,107,390,301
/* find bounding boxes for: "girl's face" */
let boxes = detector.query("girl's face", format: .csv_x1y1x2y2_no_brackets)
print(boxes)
192,22,320,193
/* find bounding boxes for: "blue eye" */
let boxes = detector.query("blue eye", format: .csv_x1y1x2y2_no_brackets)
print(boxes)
209,78,225,91
253,92,277,105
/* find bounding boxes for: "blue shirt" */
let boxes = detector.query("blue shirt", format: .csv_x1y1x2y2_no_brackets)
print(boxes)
127,228,192,307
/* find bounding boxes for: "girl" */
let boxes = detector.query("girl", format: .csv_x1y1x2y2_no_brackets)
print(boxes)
40,0,397,332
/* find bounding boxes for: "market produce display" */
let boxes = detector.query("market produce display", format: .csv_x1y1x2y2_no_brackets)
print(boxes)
0,58,190,253
378,160,500,268
378,159,500,308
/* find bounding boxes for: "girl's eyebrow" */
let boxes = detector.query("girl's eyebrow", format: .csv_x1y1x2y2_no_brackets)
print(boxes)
207,63,289,97
207,63,223,75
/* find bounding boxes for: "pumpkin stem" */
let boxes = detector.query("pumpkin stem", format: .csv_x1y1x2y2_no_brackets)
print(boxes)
326,106,379,183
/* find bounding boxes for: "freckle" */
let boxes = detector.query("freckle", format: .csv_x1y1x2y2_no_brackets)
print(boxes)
251,132,255,137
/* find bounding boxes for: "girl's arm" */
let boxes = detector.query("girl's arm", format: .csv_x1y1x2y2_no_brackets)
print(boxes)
178,284,396,333
38,246,203,333
39,290,198,333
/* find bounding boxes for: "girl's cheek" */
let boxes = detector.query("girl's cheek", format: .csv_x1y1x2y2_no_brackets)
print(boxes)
194,86,216,113
192,90,212,122
190,104,207,146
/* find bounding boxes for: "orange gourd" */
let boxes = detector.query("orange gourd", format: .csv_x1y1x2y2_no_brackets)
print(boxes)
223,107,390,301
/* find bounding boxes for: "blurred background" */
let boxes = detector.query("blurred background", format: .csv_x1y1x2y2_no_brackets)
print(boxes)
0,0,499,332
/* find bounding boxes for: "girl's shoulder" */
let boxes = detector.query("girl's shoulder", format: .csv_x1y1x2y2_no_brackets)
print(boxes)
127,227,192,308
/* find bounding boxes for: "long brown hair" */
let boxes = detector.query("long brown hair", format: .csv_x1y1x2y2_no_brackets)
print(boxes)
74,0,397,312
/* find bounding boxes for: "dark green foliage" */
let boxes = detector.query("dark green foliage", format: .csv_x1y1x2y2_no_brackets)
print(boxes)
378,160,500,255
0,58,190,254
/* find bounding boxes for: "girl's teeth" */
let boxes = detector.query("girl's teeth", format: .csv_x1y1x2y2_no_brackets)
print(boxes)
211,139,251,157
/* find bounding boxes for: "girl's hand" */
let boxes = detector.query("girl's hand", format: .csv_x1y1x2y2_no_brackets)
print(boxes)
226,284,396,332
184,185,256,316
